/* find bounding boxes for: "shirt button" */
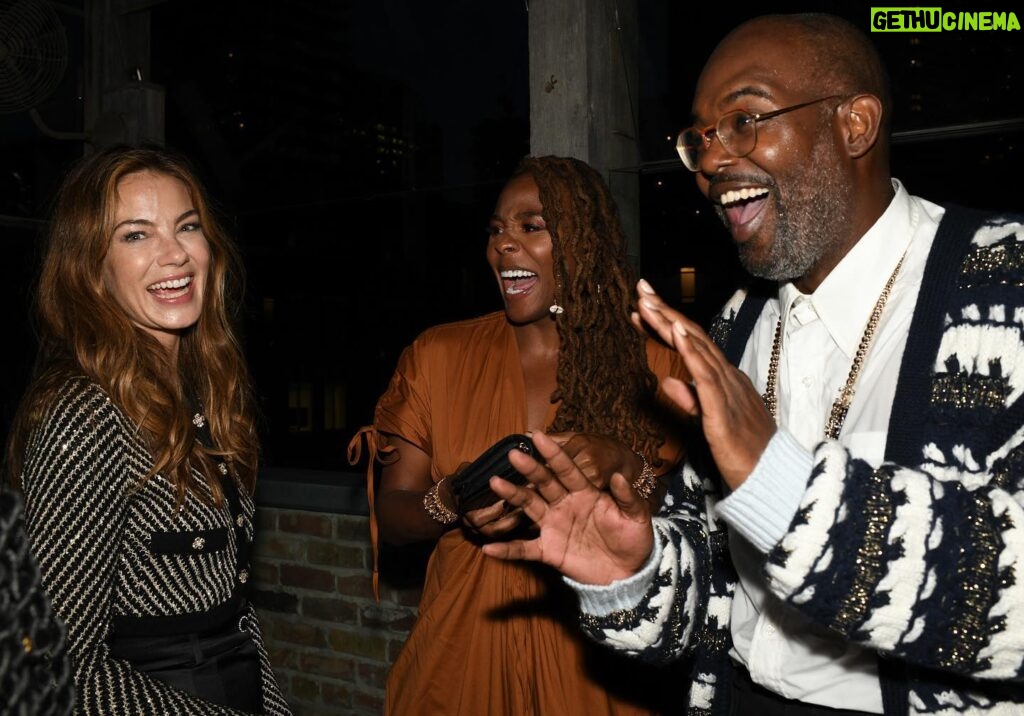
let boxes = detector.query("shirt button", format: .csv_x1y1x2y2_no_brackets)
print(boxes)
802,376,813,387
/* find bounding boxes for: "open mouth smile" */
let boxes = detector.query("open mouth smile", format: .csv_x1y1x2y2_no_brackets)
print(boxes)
500,268,538,296
719,186,770,229
147,275,194,299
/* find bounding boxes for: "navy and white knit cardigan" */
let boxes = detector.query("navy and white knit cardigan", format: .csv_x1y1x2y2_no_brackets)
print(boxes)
579,206,1024,714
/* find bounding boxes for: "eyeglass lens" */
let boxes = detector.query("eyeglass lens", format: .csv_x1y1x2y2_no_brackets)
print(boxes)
677,111,756,172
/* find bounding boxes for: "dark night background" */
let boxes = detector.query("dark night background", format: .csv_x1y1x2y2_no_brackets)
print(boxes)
0,0,1020,473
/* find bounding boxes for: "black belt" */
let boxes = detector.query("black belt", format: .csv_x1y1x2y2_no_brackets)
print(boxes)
110,610,262,713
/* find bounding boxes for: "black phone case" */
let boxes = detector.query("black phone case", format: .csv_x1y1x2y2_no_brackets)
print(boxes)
450,434,536,514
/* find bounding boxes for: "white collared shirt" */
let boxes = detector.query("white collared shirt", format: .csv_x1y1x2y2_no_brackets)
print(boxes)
721,180,945,712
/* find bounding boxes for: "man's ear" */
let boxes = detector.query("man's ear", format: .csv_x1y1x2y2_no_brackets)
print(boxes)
840,94,883,158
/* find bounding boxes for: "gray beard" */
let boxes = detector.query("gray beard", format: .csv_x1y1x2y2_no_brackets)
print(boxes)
736,141,850,284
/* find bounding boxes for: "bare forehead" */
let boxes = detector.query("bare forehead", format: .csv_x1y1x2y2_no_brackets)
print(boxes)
115,169,189,197
693,25,820,115
493,173,542,217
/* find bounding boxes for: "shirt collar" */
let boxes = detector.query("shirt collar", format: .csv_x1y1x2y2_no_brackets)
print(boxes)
778,179,916,358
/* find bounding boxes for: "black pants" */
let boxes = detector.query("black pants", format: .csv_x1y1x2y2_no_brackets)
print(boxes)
729,660,877,716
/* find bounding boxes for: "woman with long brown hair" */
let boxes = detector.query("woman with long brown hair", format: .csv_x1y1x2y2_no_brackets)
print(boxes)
351,155,688,714
6,146,290,714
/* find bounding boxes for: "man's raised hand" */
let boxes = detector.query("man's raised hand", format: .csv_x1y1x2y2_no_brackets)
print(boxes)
481,431,655,585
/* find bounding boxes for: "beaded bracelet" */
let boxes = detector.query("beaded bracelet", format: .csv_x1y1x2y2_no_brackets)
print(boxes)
631,454,657,500
423,480,458,525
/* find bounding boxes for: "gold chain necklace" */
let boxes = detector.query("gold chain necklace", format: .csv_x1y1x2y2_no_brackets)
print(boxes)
761,253,906,440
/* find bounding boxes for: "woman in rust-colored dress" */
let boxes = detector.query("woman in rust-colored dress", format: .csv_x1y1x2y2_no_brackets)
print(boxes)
352,156,689,715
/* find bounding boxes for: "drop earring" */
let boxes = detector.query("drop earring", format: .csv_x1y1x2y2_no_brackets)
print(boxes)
549,271,564,314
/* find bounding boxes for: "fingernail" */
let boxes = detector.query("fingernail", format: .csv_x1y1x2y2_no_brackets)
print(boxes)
672,321,687,337
637,278,655,295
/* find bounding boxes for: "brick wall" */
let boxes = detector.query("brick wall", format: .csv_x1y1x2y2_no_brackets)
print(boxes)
252,506,428,715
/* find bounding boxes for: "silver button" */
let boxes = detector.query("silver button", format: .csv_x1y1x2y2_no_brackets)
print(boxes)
192,537,206,551
238,569,249,584
236,515,245,527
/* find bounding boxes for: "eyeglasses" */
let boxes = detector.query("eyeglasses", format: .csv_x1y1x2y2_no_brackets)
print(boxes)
675,95,844,172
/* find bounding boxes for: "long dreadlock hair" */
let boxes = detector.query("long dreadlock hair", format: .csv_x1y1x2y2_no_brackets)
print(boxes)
514,156,666,466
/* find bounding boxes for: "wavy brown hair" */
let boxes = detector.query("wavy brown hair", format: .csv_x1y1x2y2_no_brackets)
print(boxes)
515,156,666,466
6,146,257,505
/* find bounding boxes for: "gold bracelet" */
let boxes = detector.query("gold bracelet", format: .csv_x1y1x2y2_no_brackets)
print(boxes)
424,480,458,525
631,454,657,500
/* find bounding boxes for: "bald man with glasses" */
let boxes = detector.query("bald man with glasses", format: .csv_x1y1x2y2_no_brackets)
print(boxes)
482,12,1024,716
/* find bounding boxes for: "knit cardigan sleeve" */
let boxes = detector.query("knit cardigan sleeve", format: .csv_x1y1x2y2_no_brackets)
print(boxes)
576,461,715,649
20,379,279,715
763,433,1024,683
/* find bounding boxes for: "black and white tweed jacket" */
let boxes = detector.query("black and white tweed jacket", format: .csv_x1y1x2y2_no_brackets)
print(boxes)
579,206,1024,714
20,376,291,715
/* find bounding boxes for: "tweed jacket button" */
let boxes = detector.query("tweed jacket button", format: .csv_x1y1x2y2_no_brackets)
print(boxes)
192,536,206,551
238,569,249,584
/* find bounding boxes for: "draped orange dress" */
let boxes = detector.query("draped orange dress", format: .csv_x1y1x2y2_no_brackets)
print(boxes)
370,311,687,715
